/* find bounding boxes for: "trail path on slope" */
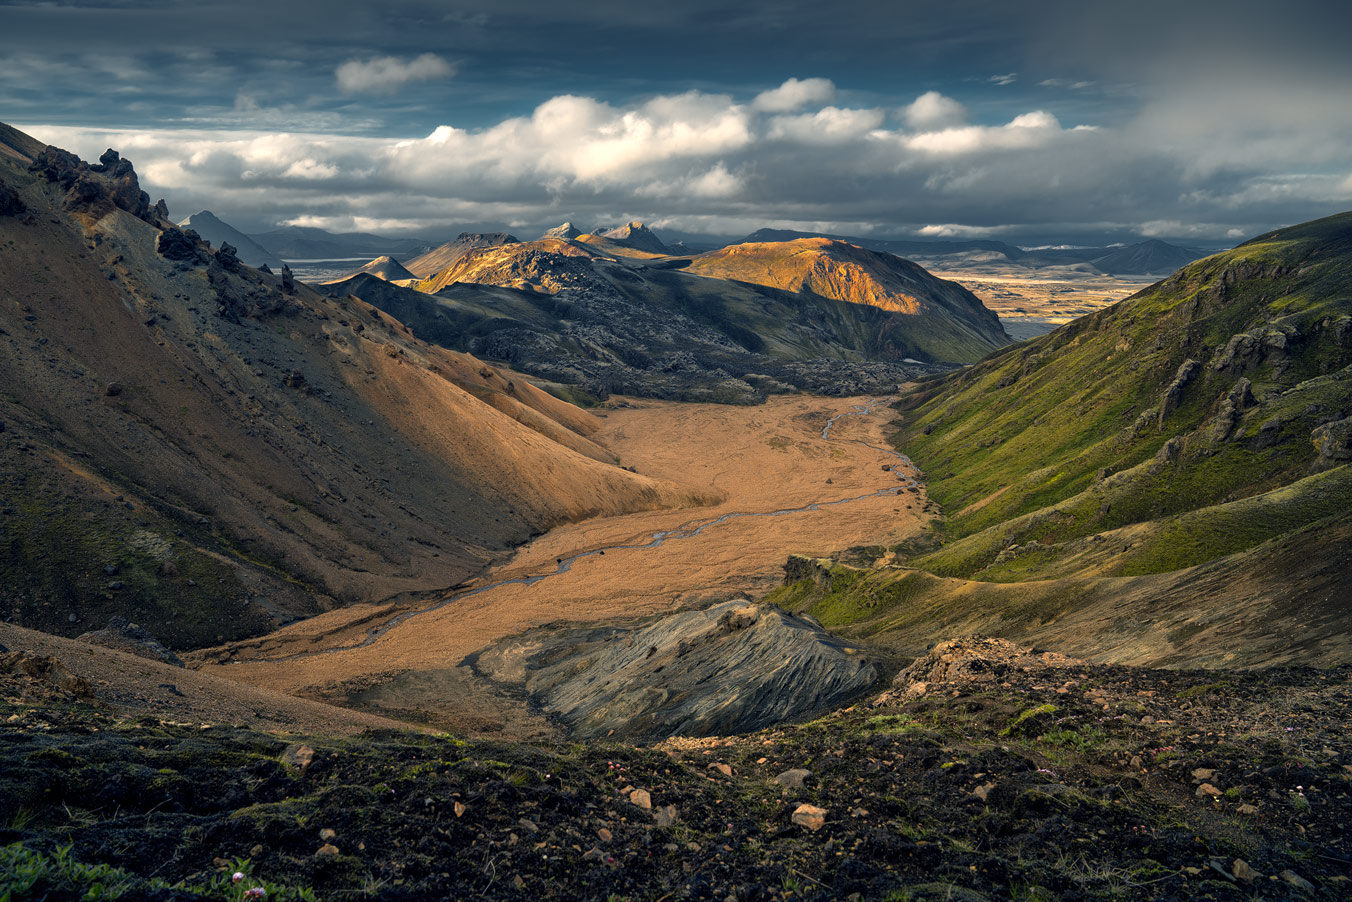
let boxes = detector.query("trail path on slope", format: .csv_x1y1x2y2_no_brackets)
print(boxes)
202,395,928,724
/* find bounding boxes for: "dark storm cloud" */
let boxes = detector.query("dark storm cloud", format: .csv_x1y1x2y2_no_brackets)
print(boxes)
4,0,1351,242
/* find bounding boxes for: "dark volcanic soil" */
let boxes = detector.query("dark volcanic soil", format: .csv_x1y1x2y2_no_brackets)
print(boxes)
3,638,1349,901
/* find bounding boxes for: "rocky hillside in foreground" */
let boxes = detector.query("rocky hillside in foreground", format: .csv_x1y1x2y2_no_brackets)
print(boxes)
0,124,698,650
328,233,1008,403
769,213,1352,668
3,632,1348,900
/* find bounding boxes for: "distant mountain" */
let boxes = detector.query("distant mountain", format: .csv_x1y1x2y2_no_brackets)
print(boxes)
542,221,582,240
405,232,519,279
738,228,1030,263
688,237,1008,358
331,231,1010,403
248,225,432,260
597,221,669,254
1090,239,1210,275
178,211,282,268
330,254,415,282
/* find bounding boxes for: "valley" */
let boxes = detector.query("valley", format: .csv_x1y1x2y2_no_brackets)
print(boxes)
197,393,928,736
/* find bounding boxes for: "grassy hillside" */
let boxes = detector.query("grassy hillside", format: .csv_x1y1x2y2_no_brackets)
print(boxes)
771,213,1352,667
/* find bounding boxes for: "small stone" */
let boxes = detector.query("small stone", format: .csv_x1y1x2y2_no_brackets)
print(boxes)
518,818,538,834
792,803,827,832
454,801,466,818
512,875,525,890
249,845,263,857
1196,783,1222,798
774,768,812,789
104,382,123,397
282,744,316,771
1191,767,1216,781
597,827,613,843
1281,869,1315,892
653,805,679,827
1182,867,1203,877
972,781,996,802
582,847,606,862
316,843,339,857
709,763,733,777
1129,756,1143,769
318,828,336,841
1237,803,1259,815
629,788,652,809
1233,859,1259,883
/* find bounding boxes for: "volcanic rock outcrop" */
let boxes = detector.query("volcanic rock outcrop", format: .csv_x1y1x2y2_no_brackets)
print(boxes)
472,600,878,741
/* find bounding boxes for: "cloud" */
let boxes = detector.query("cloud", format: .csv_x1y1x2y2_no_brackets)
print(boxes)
916,223,1015,238
901,91,966,130
752,77,836,112
17,65,1352,245
1039,78,1096,90
987,73,1017,86
335,53,456,94
767,106,885,144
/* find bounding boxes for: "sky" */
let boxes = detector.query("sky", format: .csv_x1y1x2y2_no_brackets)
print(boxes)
4,0,1352,245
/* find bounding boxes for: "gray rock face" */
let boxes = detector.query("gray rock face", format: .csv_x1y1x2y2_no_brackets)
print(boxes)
77,616,184,667
472,601,878,741
1311,415,1352,471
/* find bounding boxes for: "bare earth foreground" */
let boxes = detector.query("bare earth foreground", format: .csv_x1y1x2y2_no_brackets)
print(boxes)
198,394,928,733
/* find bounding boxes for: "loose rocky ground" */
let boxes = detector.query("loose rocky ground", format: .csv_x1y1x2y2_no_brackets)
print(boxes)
2,637,1348,901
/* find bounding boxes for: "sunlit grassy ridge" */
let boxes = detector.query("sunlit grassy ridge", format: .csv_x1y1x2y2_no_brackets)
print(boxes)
889,211,1352,579
768,213,1352,667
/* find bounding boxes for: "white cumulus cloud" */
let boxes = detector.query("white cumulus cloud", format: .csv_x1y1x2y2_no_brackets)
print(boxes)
752,77,836,112
902,91,967,131
335,53,456,94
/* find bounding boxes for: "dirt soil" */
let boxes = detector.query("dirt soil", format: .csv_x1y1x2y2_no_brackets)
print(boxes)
195,395,929,735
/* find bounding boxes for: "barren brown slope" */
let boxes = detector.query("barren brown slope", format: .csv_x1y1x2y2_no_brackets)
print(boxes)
411,238,601,294
0,126,701,650
405,232,520,278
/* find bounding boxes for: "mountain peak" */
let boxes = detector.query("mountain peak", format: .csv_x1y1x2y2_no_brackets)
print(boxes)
544,221,582,240
597,221,668,254
176,210,281,268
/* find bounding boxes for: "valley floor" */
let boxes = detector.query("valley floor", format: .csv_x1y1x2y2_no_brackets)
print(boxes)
195,395,929,735
933,270,1154,340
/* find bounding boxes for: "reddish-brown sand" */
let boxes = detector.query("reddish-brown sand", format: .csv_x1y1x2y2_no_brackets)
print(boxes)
197,395,928,724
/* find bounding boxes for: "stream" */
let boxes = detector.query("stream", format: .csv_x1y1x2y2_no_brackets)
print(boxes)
269,397,917,660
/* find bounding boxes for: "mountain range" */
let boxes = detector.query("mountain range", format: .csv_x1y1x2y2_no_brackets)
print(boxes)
739,227,1210,275
325,227,1011,403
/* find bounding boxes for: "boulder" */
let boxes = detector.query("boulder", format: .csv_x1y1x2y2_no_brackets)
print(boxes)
77,616,184,667
1311,416,1352,471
